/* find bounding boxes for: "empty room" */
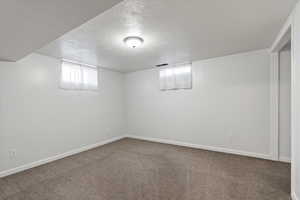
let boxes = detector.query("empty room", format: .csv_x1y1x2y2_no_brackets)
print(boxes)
1,0,300,200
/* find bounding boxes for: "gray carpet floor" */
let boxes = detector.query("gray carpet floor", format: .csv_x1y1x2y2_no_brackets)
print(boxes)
0,138,291,200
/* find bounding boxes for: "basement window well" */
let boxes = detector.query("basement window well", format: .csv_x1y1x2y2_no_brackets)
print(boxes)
159,63,192,90
60,60,98,91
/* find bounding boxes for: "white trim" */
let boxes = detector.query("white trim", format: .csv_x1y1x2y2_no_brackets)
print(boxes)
62,59,98,69
0,135,125,178
125,135,272,160
290,9,296,197
279,156,291,163
270,52,279,161
270,13,293,53
0,134,288,178
270,6,295,196
292,192,299,200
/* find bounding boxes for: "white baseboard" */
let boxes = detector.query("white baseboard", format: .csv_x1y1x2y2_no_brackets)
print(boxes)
0,135,125,178
125,135,272,160
292,192,299,200
279,156,291,163
0,134,285,178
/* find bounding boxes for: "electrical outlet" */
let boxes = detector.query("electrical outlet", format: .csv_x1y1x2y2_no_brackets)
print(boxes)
8,149,17,159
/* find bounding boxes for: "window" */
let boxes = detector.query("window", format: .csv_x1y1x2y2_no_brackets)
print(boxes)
60,60,98,90
159,63,192,90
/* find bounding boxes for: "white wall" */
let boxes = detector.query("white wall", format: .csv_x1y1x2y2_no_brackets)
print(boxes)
292,2,300,198
279,47,291,162
0,53,125,174
125,49,271,158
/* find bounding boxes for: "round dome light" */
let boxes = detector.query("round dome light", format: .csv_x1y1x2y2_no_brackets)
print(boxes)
123,36,144,48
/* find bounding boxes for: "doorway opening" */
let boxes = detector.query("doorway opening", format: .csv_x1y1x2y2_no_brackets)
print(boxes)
270,22,293,197
278,41,291,163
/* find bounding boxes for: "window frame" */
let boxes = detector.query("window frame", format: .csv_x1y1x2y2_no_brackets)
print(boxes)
159,62,193,91
60,59,99,91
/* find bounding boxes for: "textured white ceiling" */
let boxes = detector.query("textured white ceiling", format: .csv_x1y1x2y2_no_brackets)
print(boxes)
0,0,122,61
38,0,297,72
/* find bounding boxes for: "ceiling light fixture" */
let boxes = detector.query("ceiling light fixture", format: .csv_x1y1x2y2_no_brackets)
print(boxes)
123,36,144,48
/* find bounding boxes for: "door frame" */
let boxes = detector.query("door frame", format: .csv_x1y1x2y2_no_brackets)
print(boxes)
270,13,292,162
269,11,294,197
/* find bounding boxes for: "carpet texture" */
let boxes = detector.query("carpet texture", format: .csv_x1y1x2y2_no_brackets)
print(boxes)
0,138,291,200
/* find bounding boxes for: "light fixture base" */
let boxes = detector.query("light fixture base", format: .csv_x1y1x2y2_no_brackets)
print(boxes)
123,36,144,48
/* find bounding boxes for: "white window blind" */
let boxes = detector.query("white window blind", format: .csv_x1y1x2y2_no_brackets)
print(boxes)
159,63,192,90
60,60,98,90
